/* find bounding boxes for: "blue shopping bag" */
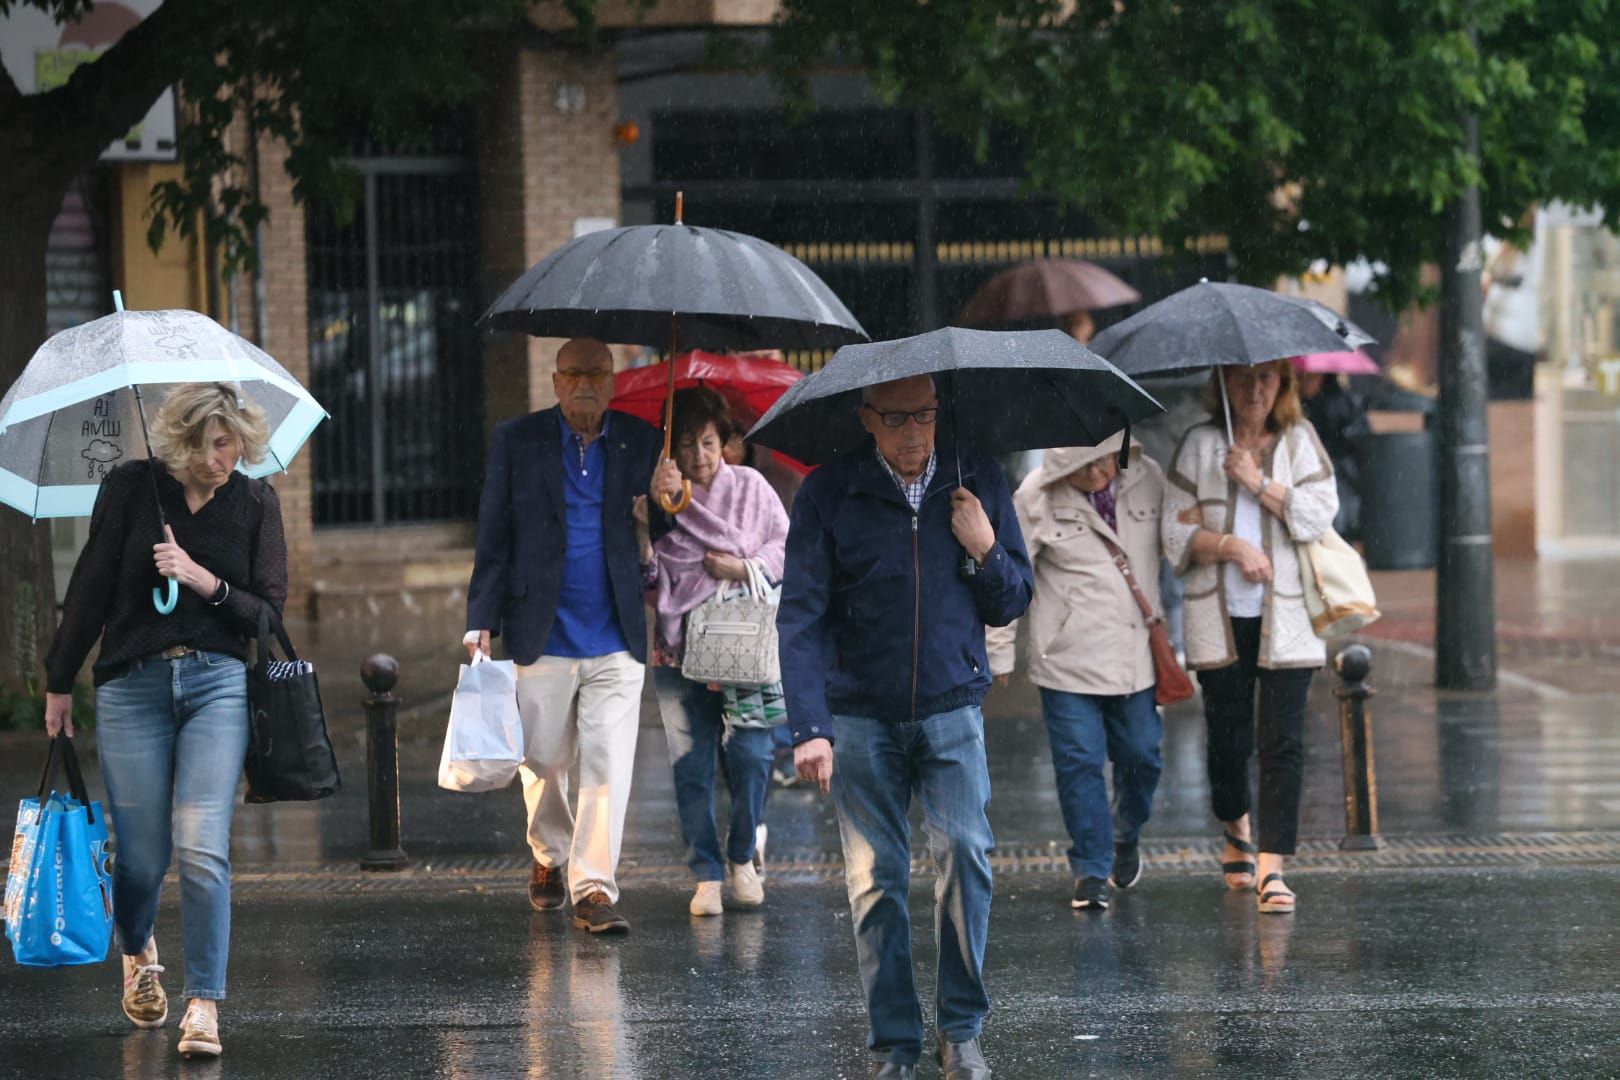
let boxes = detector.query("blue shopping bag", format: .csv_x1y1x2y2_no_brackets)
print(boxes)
4,736,113,968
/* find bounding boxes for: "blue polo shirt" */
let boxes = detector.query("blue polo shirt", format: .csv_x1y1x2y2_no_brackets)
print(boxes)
546,411,630,659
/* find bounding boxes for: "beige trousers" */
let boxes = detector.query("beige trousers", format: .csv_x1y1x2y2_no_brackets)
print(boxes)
515,651,644,904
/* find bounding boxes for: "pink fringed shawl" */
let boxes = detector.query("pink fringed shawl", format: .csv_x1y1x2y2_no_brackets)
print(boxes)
651,463,789,656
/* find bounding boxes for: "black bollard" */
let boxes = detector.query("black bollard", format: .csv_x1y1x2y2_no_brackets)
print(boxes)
1334,644,1382,851
360,654,410,871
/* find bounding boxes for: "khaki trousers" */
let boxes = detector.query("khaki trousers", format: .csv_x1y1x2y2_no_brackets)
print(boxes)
515,651,644,903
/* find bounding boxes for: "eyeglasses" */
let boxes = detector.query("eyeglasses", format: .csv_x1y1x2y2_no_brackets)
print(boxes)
556,369,614,384
863,404,939,429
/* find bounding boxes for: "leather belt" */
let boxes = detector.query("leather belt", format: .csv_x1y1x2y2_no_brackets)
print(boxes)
159,646,196,660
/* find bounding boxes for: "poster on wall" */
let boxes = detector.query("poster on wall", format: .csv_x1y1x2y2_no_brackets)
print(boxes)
0,0,177,162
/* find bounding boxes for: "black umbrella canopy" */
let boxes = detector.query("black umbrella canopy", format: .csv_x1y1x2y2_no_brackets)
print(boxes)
1088,281,1376,378
481,223,868,352
746,327,1163,466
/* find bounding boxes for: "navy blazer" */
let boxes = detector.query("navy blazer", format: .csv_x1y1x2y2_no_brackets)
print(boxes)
467,407,664,665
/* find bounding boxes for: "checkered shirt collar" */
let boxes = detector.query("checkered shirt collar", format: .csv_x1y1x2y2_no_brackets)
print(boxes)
875,445,937,512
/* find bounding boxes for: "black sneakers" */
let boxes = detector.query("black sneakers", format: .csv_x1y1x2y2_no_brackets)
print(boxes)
1072,876,1110,910
1111,842,1144,890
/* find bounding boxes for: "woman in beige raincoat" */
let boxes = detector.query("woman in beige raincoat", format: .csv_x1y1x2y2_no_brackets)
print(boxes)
988,431,1166,912
1161,360,1338,914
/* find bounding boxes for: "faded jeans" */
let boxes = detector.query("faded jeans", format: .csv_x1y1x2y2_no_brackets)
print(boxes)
1038,686,1164,880
95,651,249,1001
832,706,994,1065
652,667,773,880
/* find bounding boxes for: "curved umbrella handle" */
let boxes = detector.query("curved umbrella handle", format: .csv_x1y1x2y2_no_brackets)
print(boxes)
152,576,179,615
658,480,692,515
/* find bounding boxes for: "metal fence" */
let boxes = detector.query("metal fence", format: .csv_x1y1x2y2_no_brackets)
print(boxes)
306,158,484,526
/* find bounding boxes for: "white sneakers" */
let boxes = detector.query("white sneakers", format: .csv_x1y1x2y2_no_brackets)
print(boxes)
689,880,724,916
690,857,767,916
177,1002,222,1059
726,859,764,909
121,943,167,1029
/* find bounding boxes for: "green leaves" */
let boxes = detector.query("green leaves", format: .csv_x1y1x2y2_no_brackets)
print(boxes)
773,0,1620,310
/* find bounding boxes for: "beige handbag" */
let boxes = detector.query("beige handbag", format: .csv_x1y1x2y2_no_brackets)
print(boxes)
1298,528,1381,637
681,560,781,689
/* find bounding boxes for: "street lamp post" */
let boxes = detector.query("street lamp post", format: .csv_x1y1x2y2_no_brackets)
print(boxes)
1436,105,1499,692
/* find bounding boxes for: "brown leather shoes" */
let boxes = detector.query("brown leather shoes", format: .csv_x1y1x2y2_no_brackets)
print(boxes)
572,890,630,934
529,860,567,912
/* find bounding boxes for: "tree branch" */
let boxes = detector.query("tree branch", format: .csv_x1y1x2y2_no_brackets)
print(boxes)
29,0,210,183
0,52,20,109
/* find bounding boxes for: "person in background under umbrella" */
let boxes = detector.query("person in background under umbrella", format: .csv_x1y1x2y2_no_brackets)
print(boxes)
42,383,287,1060
987,432,1168,913
1296,369,1369,542
635,387,789,917
1161,360,1338,915
779,374,1032,1080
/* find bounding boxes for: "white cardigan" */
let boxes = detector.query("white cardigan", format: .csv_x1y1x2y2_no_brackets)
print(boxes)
1162,420,1338,671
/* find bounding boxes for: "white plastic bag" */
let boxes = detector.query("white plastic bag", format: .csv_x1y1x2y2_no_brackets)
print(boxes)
437,653,523,792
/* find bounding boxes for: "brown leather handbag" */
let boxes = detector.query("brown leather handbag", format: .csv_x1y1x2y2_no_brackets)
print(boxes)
1098,534,1195,707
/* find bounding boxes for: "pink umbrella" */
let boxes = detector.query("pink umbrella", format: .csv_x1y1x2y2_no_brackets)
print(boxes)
1291,351,1380,375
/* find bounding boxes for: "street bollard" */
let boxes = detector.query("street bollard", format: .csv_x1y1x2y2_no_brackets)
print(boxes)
1334,644,1382,851
360,654,410,871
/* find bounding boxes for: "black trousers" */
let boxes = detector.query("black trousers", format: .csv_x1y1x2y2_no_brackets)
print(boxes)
1195,617,1316,855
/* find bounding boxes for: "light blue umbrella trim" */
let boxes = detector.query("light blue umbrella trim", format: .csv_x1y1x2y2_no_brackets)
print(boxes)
245,397,329,478
36,484,102,518
0,467,101,519
0,360,318,432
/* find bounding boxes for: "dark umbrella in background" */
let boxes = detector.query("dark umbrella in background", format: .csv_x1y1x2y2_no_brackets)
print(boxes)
957,258,1142,328
1088,280,1376,442
749,327,1162,577
483,193,867,511
748,327,1161,466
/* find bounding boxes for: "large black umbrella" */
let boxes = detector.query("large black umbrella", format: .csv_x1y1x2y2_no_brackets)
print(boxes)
482,195,868,510
482,203,866,353
747,327,1162,468
1088,281,1375,441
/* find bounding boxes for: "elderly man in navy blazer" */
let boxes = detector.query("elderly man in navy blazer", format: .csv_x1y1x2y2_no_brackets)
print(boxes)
465,337,664,935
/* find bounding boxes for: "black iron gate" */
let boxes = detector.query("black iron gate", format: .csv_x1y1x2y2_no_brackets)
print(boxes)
306,156,483,525
627,109,1228,370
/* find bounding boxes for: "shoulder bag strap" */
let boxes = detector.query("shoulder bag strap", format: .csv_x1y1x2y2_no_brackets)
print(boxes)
1096,532,1160,629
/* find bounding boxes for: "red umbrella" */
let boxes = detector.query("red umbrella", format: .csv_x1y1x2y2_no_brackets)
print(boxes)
1291,351,1381,375
959,259,1142,325
612,350,811,475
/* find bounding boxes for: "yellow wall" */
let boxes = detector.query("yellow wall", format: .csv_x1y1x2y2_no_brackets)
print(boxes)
109,163,210,315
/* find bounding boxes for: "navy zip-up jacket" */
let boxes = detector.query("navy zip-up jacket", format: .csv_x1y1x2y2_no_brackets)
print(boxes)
778,445,1033,745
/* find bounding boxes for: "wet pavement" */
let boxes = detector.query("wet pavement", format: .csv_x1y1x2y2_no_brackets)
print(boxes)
3,557,1619,1077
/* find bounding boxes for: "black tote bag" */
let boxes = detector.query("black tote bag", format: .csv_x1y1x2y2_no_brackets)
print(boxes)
244,608,341,803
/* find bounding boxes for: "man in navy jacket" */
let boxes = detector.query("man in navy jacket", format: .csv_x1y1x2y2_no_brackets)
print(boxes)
465,337,664,935
779,374,1033,1080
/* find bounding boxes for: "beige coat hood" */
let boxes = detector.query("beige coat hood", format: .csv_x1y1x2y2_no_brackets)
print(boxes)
987,436,1166,696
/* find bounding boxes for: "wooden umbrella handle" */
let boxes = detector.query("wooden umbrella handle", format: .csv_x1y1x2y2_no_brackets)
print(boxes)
659,305,692,514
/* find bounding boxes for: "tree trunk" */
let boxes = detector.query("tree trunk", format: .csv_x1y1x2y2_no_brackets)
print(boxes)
0,181,71,697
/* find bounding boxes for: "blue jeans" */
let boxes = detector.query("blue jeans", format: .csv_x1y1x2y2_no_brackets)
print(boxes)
95,651,249,1001
652,668,774,881
1039,686,1163,880
831,707,994,1065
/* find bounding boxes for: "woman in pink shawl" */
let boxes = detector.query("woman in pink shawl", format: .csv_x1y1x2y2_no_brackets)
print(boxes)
634,387,788,917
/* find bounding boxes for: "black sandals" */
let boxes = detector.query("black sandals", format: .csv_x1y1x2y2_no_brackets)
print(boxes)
1256,872,1296,914
1221,831,1257,890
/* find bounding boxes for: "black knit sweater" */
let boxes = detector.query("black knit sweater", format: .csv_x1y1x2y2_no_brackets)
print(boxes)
44,460,288,694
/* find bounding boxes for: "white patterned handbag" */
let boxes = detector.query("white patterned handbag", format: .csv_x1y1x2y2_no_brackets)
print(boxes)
681,560,781,689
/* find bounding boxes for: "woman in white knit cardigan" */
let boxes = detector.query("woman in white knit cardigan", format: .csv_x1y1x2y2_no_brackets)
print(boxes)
1161,360,1338,914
